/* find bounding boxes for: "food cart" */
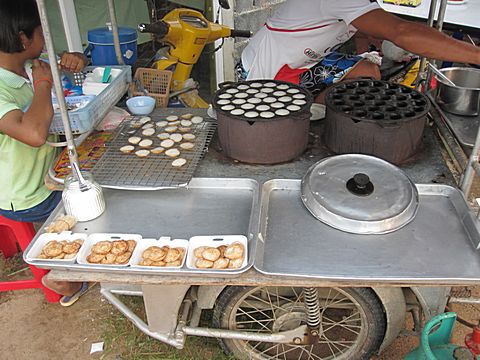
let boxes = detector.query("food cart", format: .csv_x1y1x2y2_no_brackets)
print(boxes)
24,0,480,358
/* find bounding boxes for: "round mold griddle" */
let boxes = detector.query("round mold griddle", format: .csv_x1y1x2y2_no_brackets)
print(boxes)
325,80,430,123
213,80,313,122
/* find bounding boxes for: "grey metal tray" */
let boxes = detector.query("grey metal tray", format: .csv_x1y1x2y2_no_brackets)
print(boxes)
25,178,259,276
254,180,480,283
431,95,479,152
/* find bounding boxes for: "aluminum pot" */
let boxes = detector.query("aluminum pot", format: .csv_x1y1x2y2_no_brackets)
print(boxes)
435,67,480,116
213,80,313,164
324,80,430,164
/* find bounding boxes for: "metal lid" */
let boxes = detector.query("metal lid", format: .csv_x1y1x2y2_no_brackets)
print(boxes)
301,154,418,234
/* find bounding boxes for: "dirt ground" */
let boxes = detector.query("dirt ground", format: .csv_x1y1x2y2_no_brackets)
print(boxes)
1,282,479,360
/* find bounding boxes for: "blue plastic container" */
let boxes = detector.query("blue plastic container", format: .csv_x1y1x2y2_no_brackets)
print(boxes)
87,25,138,66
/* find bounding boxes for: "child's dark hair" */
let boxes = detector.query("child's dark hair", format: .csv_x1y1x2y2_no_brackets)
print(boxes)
0,0,41,53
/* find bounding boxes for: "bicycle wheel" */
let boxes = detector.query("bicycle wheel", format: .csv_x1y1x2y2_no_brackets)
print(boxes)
212,286,386,360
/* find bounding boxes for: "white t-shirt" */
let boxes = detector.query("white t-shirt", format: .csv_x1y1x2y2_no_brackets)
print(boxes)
241,0,379,80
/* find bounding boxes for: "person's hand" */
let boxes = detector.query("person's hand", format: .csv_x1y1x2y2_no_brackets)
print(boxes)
32,59,53,88
59,52,88,73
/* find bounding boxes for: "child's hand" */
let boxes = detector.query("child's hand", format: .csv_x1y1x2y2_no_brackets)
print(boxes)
59,52,88,73
32,59,53,86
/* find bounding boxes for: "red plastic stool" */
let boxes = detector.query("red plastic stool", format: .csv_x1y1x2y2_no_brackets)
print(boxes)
0,215,60,302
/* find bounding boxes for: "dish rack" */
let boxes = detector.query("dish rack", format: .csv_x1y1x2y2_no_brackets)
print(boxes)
49,65,132,135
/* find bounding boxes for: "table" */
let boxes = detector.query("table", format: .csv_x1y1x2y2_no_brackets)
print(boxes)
43,109,480,286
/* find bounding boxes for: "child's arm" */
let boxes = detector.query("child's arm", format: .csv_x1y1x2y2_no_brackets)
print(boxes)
59,52,88,73
0,59,54,147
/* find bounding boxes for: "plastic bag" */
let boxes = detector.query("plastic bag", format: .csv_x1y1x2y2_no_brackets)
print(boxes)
95,106,130,131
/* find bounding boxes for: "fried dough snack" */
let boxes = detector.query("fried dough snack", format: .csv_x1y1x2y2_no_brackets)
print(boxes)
193,243,245,270
224,242,245,260
110,240,128,255
91,241,113,255
139,246,186,267
86,240,137,265
38,239,84,260
44,215,77,233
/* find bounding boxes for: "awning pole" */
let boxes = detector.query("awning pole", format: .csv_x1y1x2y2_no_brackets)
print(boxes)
107,0,125,65
36,0,79,168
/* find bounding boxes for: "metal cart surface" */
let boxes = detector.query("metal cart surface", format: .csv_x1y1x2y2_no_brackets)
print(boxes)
30,0,480,358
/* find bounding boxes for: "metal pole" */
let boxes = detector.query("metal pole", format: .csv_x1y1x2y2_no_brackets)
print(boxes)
461,125,480,195
36,0,79,167
415,0,438,89
106,0,125,65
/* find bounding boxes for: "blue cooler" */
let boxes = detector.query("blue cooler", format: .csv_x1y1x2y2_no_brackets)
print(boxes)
87,25,138,66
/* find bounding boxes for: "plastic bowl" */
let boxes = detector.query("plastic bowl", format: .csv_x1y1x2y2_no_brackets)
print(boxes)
126,96,156,115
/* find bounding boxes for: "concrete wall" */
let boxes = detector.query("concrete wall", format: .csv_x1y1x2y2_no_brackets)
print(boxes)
232,0,286,60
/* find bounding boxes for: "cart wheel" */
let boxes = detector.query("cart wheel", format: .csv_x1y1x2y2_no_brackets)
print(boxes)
213,286,386,360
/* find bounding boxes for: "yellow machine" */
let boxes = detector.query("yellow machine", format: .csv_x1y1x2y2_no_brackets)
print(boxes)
138,8,250,108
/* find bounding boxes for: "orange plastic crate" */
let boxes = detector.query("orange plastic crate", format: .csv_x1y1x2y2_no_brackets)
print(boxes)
130,68,173,108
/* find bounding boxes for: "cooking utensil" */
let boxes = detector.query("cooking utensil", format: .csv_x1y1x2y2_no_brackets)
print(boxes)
102,66,112,83
428,63,456,86
324,79,429,164
301,154,419,234
71,162,90,192
435,67,480,116
134,78,149,96
213,80,313,164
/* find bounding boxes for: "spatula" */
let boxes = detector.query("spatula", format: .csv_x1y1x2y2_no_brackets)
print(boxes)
102,66,112,83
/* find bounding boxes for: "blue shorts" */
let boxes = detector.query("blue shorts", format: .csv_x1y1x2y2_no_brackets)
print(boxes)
0,191,62,223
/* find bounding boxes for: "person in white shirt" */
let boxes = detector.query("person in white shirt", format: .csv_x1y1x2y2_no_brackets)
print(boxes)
238,0,480,102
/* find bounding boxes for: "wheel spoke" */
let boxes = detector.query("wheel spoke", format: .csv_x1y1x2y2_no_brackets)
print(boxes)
236,308,273,332
247,293,289,313
323,335,346,356
265,289,278,321
220,287,380,360
322,311,361,334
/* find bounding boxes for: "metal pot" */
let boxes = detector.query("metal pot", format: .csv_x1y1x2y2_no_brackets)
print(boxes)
301,154,419,234
435,67,480,116
324,80,430,164
213,80,313,164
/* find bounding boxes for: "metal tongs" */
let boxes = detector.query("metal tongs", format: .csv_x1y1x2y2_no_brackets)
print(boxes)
71,162,90,192
428,63,457,87
134,78,149,96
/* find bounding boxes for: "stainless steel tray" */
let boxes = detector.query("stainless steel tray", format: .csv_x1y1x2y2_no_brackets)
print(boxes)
24,178,259,276
430,94,479,152
254,179,480,282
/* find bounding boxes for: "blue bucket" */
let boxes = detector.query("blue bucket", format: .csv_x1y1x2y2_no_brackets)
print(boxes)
86,25,138,66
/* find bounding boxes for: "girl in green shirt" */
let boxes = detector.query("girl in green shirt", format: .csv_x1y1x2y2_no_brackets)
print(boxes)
0,0,89,306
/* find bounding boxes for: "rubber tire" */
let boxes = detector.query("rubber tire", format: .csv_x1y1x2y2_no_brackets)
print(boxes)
212,286,386,360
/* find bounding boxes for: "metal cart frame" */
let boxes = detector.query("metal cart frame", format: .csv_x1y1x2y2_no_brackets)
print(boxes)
33,0,479,357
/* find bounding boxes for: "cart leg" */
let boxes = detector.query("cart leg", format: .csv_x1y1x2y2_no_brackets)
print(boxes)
142,284,191,340
100,284,190,349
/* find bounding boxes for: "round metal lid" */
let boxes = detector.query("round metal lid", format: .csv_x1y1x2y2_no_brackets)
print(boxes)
301,154,419,234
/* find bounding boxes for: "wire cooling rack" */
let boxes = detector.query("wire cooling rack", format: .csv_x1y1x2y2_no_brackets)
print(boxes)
92,110,216,189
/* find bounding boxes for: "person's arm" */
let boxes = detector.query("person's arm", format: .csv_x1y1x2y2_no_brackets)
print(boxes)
351,9,480,65
59,52,88,73
0,59,53,147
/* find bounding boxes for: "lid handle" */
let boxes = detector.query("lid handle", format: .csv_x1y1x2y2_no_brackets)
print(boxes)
346,173,374,196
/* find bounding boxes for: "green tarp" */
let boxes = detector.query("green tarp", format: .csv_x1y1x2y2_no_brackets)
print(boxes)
45,0,151,52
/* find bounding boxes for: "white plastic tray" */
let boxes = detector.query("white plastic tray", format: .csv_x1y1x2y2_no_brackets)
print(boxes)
77,233,142,266
130,237,188,269
25,232,88,264
186,235,248,271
